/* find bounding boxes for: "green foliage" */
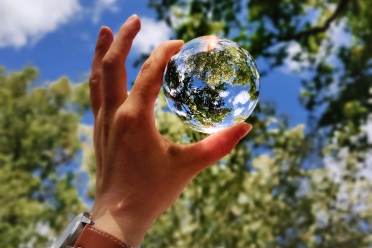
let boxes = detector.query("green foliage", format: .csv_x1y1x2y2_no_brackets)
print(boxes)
147,96,372,247
146,0,372,247
1,0,372,247
185,44,257,87
0,68,88,247
150,0,371,133
164,63,232,127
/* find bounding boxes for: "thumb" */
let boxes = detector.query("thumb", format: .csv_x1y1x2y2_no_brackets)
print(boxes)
181,123,252,174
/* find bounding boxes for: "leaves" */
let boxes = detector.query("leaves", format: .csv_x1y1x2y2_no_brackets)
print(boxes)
1,0,372,247
0,68,87,247
145,0,372,247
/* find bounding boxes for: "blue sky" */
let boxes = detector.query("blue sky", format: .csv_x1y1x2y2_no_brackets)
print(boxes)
0,0,308,126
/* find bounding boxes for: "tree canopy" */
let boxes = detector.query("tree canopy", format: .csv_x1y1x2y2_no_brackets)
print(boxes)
0,68,89,247
146,0,372,246
0,0,371,247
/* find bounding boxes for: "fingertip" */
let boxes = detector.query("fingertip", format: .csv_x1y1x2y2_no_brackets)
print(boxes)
209,123,252,151
128,14,140,22
157,40,184,59
124,14,141,32
101,25,112,34
100,26,113,42
95,26,113,55
236,122,252,139
169,39,184,49
96,26,113,45
179,123,252,174
160,39,184,49
132,16,141,30
172,39,184,45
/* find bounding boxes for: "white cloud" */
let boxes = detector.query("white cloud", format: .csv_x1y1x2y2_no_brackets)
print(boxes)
233,91,249,105
175,109,187,117
281,18,352,74
233,107,244,117
283,41,310,72
92,0,119,23
328,19,351,48
219,90,230,98
0,0,81,48
133,17,172,54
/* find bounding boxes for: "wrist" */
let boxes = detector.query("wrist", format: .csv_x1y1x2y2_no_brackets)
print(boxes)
91,207,152,247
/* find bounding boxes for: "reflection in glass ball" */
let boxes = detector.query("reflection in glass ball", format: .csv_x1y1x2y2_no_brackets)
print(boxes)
163,36,260,134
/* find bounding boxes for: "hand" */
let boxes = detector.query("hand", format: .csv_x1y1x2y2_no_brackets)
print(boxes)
89,15,252,247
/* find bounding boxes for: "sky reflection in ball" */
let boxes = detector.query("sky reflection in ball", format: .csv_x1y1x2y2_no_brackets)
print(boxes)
163,36,260,134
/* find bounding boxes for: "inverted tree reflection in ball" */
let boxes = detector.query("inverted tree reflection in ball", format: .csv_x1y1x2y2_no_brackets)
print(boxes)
163,36,259,133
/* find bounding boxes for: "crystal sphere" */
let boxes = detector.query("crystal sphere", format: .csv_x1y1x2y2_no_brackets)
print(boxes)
163,36,259,134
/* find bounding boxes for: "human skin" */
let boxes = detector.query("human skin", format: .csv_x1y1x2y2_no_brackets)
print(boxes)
89,15,252,247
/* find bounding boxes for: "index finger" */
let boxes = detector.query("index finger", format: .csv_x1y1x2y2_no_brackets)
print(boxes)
128,40,184,113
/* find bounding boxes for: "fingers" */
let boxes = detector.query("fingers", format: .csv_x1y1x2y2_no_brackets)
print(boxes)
101,15,141,111
89,26,113,118
181,123,252,174
129,40,184,114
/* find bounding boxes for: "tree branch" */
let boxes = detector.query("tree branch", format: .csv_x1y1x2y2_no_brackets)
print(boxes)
279,0,350,41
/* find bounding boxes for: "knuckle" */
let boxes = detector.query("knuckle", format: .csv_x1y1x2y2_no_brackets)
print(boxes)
133,85,150,102
102,54,119,70
114,109,141,129
121,32,134,44
89,73,101,87
140,58,153,74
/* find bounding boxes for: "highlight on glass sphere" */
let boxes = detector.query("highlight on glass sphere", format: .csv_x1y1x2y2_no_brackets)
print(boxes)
163,35,260,134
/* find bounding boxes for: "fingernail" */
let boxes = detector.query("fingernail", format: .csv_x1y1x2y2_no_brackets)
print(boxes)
175,39,185,45
98,26,105,36
127,14,139,22
99,26,108,38
238,123,252,139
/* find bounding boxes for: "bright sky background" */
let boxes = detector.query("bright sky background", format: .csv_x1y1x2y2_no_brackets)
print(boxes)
0,0,308,126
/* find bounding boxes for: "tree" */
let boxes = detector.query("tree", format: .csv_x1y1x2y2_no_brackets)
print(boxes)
141,0,372,247
0,67,89,247
144,93,372,247
1,0,372,247
149,0,371,136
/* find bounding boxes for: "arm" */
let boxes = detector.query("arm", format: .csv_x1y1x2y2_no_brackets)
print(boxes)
89,15,252,247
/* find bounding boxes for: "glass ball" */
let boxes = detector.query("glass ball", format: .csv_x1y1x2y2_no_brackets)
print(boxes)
163,36,259,134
